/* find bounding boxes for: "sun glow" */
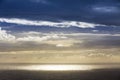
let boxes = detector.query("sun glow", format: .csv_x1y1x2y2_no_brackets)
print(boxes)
21,65,93,71
0,64,120,71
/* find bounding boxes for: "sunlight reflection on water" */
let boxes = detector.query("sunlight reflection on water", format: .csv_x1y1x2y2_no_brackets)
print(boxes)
21,65,93,71
0,64,120,71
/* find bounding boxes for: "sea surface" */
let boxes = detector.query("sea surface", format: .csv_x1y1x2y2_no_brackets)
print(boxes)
0,63,120,80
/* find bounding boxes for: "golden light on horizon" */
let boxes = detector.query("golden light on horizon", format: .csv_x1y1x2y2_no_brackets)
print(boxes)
0,64,120,71
21,65,93,71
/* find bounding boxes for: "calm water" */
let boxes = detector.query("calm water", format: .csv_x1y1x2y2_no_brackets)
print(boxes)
0,64,120,80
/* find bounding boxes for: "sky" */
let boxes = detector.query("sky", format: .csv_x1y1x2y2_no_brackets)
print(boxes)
0,0,120,63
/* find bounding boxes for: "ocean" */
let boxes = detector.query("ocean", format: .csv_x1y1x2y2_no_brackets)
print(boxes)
0,63,120,80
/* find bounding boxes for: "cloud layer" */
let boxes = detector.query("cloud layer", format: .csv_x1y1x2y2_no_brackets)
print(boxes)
0,18,106,28
0,27,120,63
0,27,67,42
0,27,15,41
0,27,120,52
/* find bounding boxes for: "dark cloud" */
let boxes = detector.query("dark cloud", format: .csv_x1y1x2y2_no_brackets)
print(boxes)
0,41,71,52
0,0,120,25
74,36,120,49
0,42,55,52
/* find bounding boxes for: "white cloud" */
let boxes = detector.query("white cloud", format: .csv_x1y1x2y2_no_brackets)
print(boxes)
56,44,71,47
0,27,15,41
93,6,119,13
17,34,67,42
0,27,67,42
0,18,106,28
17,36,50,42
92,30,99,32
21,31,41,35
